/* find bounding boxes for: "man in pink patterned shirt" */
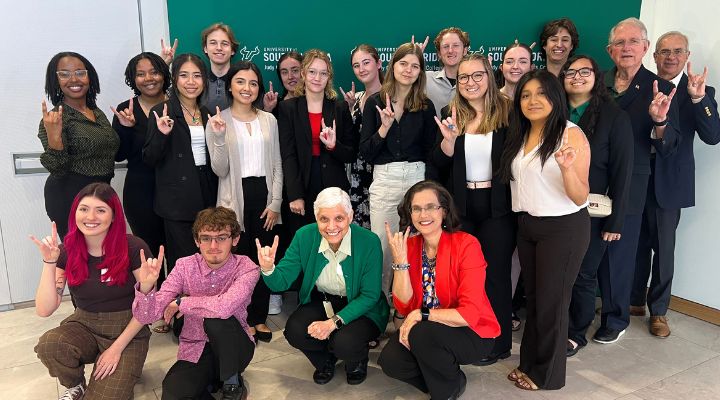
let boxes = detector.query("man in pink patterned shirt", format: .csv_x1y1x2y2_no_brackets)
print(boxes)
133,206,259,400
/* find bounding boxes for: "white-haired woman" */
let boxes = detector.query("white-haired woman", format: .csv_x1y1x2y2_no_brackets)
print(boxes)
255,187,389,386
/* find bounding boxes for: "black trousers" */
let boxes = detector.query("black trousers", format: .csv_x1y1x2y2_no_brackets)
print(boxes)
123,170,165,254
162,317,254,400
460,188,516,356
283,290,380,370
44,173,111,239
236,177,277,326
378,322,494,399
631,169,681,316
569,217,609,346
598,214,642,330
517,209,590,390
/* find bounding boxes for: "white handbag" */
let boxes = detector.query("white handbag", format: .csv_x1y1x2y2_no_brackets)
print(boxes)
587,193,612,218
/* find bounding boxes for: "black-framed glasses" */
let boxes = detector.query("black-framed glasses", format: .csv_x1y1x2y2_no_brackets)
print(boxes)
657,49,689,57
564,67,594,79
198,234,231,244
457,71,487,84
410,204,444,215
56,70,88,80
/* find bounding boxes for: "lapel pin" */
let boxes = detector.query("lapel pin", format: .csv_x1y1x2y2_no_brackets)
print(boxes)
635,84,640,90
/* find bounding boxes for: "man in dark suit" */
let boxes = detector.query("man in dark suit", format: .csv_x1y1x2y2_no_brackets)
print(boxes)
630,31,720,337
594,18,681,345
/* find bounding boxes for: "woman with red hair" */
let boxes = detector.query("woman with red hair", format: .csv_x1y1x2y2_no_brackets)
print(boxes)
31,182,160,400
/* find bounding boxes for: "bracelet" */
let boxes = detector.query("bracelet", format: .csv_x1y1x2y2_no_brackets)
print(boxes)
391,263,410,271
652,118,668,127
43,259,57,264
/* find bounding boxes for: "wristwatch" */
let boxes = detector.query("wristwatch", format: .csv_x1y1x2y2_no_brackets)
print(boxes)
421,306,430,321
175,295,182,307
331,315,344,329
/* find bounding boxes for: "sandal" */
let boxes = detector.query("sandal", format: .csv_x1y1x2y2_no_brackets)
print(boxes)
507,368,524,382
153,324,171,334
515,374,539,391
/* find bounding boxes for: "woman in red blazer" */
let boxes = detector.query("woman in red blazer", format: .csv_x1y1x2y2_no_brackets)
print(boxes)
378,180,499,400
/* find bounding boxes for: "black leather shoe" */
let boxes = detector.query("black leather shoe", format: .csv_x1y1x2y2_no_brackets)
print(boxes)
221,382,247,400
592,327,625,344
345,357,369,385
448,370,467,400
566,340,584,357
254,330,272,343
313,356,337,385
472,350,510,366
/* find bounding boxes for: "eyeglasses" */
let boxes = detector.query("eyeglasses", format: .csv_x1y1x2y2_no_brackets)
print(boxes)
564,67,594,79
306,69,329,79
657,49,689,57
198,234,231,244
410,204,444,215
458,71,487,84
610,38,646,48
56,70,88,80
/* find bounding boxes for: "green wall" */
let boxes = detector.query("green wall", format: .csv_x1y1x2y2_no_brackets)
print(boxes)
168,0,641,91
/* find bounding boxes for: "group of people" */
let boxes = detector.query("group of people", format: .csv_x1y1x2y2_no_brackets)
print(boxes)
31,15,718,400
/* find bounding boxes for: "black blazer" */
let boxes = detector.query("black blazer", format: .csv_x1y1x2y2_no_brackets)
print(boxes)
577,100,634,233
429,106,512,218
277,96,356,202
142,95,218,221
653,74,720,209
607,65,681,215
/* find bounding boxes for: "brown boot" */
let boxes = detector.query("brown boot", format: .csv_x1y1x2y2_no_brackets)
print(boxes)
629,305,646,316
649,316,671,338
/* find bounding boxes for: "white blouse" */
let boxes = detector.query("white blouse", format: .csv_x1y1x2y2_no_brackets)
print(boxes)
464,131,493,182
233,117,265,178
189,125,207,166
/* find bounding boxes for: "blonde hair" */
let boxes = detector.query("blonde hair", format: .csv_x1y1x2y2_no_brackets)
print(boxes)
380,43,428,112
293,49,337,100
449,54,510,134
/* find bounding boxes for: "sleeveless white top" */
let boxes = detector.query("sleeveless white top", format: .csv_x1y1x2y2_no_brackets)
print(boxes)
510,121,588,216
464,131,493,182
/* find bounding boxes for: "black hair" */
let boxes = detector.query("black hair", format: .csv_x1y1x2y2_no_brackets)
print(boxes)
123,52,171,96
45,52,100,108
225,61,266,110
558,54,609,139
397,180,461,233
170,53,208,105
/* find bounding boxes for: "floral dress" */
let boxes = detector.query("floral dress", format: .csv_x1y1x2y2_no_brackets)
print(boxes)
349,91,373,228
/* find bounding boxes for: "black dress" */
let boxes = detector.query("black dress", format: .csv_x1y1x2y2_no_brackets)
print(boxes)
348,91,372,229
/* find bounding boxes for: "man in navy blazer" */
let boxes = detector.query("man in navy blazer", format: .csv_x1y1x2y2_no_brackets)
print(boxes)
594,18,681,345
630,31,720,337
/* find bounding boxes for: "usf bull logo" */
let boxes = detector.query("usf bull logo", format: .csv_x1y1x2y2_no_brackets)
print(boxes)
239,46,260,61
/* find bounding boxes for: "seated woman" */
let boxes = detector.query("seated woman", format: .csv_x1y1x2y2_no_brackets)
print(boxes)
256,187,389,385
378,180,499,400
32,182,154,400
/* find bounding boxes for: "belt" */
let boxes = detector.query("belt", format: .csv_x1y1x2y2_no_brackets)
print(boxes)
466,180,492,189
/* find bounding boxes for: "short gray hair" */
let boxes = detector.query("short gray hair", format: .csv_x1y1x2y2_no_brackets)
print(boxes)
313,187,353,219
655,31,689,52
608,17,648,45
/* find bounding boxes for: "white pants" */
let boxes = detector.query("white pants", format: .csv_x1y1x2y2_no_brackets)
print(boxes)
369,161,426,298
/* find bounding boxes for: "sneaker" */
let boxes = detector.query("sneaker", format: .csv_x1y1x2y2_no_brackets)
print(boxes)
649,316,671,338
59,382,86,400
592,327,626,344
268,294,282,315
221,382,247,400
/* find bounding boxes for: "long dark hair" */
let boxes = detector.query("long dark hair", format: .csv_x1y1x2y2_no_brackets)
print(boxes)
558,55,609,139
225,61,266,110
351,44,384,84
498,69,568,183
495,42,533,89
170,53,208,105
64,183,130,287
123,52,171,96
397,180,461,233
276,51,303,99
45,52,101,108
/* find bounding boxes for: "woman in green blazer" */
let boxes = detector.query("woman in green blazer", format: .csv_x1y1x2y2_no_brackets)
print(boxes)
256,187,389,386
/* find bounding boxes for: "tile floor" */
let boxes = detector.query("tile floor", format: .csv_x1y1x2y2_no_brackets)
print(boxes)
1,294,719,399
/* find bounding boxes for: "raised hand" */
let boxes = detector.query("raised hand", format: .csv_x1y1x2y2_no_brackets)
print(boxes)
136,246,164,288
411,35,430,53
340,81,357,110
152,103,174,135
434,106,460,143
649,80,677,123
554,131,578,169
376,93,396,133
161,38,178,65
29,221,61,263
385,222,410,265
42,100,64,150
208,106,226,133
687,61,708,100
289,198,305,216
260,208,279,231
255,235,279,271
111,98,136,127
263,81,279,112
319,118,337,150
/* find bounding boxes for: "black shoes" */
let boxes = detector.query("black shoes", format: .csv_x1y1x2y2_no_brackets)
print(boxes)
592,327,626,344
566,340,584,357
472,350,510,366
221,382,247,400
254,330,272,343
313,356,337,385
448,370,467,400
345,357,369,385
